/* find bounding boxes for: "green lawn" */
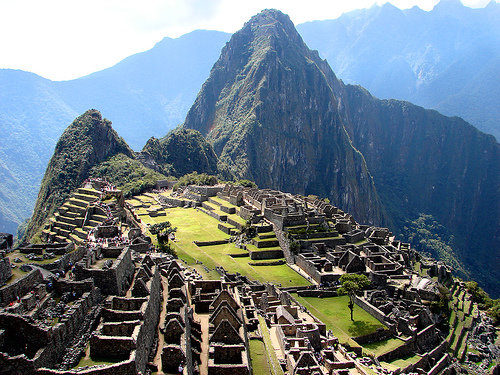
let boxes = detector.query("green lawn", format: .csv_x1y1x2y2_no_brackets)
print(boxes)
249,339,273,375
362,337,405,356
149,207,309,286
291,294,386,344
381,354,422,370
258,316,284,375
209,196,239,208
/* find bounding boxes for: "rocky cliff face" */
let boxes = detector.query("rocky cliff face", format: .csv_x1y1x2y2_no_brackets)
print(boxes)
184,9,385,225
24,110,133,241
338,85,500,294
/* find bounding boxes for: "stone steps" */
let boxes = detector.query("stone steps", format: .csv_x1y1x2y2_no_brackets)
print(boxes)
58,215,78,226
73,228,88,240
58,205,70,215
66,203,86,215
55,235,67,243
69,197,90,208
54,227,71,237
70,233,84,244
252,238,279,248
66,211,79,218
257,233,276,240
54,220,77,232
92,214,108,222
78,188,102,198
74,192,99,203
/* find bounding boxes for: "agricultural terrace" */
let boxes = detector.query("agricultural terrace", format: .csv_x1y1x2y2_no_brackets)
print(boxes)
129,199,310,286
291,294,406,357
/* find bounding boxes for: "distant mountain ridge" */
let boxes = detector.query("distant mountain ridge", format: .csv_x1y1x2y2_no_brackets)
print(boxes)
297,0,500,139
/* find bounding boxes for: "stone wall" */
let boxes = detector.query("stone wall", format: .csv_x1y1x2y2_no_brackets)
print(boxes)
39,247,88,273
134,268,162,374
353,296,387,325
157,195,192,208
74,248,134,296
90,336,135,360
249,249,283,260
0,288,100,374
53,279,95,296
226,218,243,230
0,256,12,285
194,240,230,247
187,185,223,197
0,269,43,306
378,340,415,362
353,328,392,345
36,354,136,375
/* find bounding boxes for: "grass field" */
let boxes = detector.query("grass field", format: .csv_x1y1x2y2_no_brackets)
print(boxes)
249,339,273,375
362,337,405,356
381,354,422,370
258,316,284,375
291,294,386,343
149,207,310,286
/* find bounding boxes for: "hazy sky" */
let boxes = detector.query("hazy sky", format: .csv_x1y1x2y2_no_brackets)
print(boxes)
0,0,495,80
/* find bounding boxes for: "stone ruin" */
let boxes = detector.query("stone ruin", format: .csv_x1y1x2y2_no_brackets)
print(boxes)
0,182,496,375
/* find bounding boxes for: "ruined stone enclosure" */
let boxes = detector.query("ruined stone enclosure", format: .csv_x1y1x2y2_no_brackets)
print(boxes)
0,181,496,374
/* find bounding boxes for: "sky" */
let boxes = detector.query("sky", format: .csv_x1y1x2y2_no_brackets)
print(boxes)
0,0,495,81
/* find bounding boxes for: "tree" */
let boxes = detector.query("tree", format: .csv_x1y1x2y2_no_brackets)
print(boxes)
337,274,370,321
290,241,301,255
149,221,177,254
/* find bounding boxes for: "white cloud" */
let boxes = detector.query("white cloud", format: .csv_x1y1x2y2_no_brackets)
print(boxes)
0,0,496,80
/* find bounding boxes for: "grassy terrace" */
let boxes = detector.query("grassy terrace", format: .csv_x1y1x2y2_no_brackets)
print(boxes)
291,294,387,347
257,316,284,375
203,201,247,226
246,244,282,253
249,340,274,375
362,337,405,356
380,354,422,371
208,195,238,208
148,207,310,286
5,246,80,284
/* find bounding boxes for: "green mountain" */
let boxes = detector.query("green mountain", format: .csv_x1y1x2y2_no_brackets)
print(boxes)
141,128,231,179
0,30,230,235
183,9,500,296
184,9,386,226
24,111,230,241
23,110,133,241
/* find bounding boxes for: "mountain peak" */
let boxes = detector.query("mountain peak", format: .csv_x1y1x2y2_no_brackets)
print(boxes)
433,0,464,12
238,9,305,51
245,9,294,29
183,10,385,225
